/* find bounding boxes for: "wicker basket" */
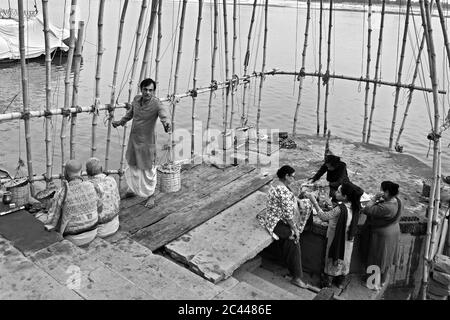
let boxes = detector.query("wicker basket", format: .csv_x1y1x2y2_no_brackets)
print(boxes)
4,177,29,206
157,162,181,193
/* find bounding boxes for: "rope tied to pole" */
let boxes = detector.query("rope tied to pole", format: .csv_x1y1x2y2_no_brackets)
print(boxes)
20,111,31,120
231,74,240,90
189,89,198,98
297,67,306,81
322,71,330,86
427,131,441,142
60,108,71,118
210,80,218,90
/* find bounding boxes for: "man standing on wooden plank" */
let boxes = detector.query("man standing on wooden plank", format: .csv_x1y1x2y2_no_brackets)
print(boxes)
112,78,171,207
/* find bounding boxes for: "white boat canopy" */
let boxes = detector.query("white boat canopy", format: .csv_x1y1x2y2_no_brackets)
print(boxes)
0,15,69,61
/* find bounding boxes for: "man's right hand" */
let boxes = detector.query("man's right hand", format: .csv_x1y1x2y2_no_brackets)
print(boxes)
112,120,121,128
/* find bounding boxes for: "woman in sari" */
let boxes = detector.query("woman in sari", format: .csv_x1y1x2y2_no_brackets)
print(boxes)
309,181,363,288
257,165,313,289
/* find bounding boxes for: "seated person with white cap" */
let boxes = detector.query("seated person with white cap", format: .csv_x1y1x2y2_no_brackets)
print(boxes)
86,157,120,238
36,159,100,247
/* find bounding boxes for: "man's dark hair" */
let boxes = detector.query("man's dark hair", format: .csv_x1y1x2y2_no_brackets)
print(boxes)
276,165,295,180
140,78,156,90
325,154,341,166
381,181,399,197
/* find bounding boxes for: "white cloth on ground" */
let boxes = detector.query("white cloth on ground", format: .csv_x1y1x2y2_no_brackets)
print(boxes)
124,165,157,198
97,215,120,238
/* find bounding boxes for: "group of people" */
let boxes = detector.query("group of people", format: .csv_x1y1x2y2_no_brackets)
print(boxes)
258,154,403,291
36,158,120,247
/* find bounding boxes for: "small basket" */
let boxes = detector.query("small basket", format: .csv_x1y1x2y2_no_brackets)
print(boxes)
3,177,29,206
157,162,181,193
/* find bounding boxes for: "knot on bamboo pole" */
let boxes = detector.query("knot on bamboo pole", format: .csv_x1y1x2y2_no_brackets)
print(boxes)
43,110,53,117
395,144,404,153
61,108,71,117
297,67,306,81
322,71,330,86
231,74,240,89
20,111,31,120
106,104,115,113
75,106,83,114
427,131,441,142
243,75,251,84
91,104,100,116
189,89,198,98
210,80,218,91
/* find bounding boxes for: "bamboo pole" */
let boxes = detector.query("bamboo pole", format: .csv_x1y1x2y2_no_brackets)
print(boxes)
395,33,426,148
419,0,441,300
317,0,323,135
435,0,450,68
206,0,218,133
229,0,237,129
241,0,258,127
91,0,105,157
256,0,268,156
69,22,85,160
191,0,203,161
323,0,333,137
171,0,188,161
273,70,445,93
60,0,77,175
292,0,311,136
42,0,52,184
105,0,129,171
388,0,411,150
222,0,231,164
437,212,448,254
139,0,158,83
0,170,122,184
362,0,373,143
154,0,162,88
17,0,34,194
367,0,386,144
119,0,148,188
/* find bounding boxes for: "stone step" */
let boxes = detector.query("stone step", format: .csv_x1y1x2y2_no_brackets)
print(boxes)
213,281,274,300
84,237,223,300
165,191,273,284
29,240,153,300
233,270,302,300
0,236,81,300
251,267,316,300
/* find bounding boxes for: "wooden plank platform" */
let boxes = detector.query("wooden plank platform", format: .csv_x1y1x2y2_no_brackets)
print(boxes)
132,169,272,251
165,191,273,283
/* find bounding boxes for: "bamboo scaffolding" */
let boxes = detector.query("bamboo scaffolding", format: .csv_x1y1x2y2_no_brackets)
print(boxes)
222,0,231,164
0,170,121,184
241,0,258,127
367,0,386,144
42,0,52,183
139,0,158,83
323,0,333,136
273,70,445,93
206,0,219,133
362,0,372,143
154,0,163,88
419,0,442,300
17,0,34,194
317,0,323,135
119,0,148,188
69,22,85,160
105,0,129,171
91,0,106,157
395,33,426,148
171,0,188,161
435,0,450,68
292,0,311,136
229,0,237,129
388,0,412,150
256,0,268,156
191,0,203,160
60,0,77,175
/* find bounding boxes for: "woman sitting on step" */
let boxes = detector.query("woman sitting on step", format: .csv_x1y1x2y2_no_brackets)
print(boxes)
257,165,314,289
308,181,363,289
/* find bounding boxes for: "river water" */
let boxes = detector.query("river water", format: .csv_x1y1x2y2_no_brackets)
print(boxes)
1,0,449,178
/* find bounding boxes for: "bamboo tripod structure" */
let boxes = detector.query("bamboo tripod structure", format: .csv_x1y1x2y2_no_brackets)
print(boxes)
241,0,258,127
105,0,129,171
171,0,188,161
323,0,333,137
292,0,311,136
17,0,34,194
60,0,77,175
388,0,412,151
317,0,323,135
70,22,85,160
367,0,386,144
139,0,159,84
41,0,52,184
119,0,149,188
191,0,204,161
361,0,372,143
91,0,106,158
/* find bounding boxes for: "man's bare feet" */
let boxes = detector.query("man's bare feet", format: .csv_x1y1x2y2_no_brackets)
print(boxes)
291,277,308,289
144,196,155,208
